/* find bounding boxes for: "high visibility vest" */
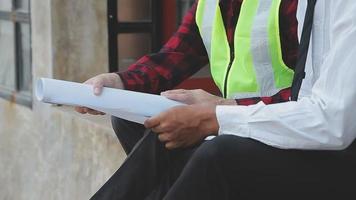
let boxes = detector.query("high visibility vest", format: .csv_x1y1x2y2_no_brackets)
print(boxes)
196,0,294,98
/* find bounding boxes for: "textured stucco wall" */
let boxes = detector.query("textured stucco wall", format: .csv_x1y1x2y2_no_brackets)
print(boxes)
0,0,126,199
51,0,109,82
0,102,125,200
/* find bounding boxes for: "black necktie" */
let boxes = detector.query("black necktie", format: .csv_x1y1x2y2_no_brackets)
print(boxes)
291,0,317,101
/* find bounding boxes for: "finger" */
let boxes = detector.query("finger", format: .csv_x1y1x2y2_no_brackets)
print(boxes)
151,126,161,133
77,107,105,115
161,89,186,95
144,116,161,129
75,107,87,114
82,107,89,113
92,79,104,96
152,122,172,133
165,142,180,150
158,133,171,143
87,109,105,115
161,89,193,103
161,93,187,101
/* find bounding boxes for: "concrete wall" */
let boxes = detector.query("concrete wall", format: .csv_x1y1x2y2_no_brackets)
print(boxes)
51,0,109,82
0,0,126,199
0,103,125,200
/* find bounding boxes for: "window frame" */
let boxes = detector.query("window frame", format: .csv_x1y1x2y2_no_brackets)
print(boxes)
107,0,162,73
0,0,32,107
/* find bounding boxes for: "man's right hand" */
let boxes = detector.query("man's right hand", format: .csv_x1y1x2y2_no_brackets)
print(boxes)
75,73,124,115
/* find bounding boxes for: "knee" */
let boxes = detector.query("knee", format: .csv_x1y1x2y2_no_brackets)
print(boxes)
111,117,145,143
111,116,128,134
111,117,145,136
190,135,232,165
111,117,147,154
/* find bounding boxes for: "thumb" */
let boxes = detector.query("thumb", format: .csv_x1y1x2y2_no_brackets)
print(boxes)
144,116,160,129
92,79,104,96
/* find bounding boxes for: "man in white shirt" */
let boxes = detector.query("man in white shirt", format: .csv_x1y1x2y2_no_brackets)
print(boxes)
78,1,356,199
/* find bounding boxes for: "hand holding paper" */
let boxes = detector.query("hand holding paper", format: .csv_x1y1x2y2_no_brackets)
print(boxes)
35,78,184,124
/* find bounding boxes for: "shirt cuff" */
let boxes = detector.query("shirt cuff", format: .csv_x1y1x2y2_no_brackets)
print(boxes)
216,105,252,138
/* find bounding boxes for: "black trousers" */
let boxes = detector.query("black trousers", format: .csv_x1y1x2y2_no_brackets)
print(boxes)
91,117,356,200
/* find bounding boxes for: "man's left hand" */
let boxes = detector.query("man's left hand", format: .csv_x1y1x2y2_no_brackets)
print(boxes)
144,104,219,149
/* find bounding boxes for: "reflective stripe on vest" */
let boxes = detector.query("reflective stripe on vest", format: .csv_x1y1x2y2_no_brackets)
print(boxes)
196,0,294,99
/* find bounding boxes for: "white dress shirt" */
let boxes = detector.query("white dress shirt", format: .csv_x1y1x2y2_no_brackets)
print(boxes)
216,1,356,150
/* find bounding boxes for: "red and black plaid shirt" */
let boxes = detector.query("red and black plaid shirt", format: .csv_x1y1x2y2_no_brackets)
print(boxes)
119,0,299,106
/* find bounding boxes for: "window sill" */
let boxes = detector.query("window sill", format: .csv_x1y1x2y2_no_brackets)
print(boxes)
0,87,32,108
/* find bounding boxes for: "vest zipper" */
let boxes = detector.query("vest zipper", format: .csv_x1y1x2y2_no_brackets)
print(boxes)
223,49,234,98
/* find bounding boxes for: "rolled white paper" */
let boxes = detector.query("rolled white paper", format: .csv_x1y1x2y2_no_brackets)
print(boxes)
35,78,184,124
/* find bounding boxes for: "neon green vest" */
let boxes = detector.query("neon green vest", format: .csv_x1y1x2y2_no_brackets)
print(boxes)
196,0,294,98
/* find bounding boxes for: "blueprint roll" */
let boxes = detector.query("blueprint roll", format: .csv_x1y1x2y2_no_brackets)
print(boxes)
35,78,183,124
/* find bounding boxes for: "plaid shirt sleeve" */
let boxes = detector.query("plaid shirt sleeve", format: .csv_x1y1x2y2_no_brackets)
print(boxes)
118,2,209,94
